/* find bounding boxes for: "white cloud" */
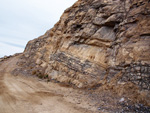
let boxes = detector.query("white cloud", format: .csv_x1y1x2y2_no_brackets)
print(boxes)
0,0,77,57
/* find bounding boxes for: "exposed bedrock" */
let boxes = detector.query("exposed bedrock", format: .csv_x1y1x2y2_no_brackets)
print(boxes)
13,0,150,105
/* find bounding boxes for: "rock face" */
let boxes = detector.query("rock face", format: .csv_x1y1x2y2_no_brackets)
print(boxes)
14,0,150,105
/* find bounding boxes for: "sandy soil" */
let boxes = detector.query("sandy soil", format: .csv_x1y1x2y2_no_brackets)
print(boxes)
0,56,96,113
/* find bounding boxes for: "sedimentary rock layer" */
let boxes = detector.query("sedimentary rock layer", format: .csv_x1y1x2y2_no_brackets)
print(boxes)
14,0,150,93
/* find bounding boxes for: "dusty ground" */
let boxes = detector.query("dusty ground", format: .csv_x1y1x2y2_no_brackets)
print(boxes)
1,56,150,113
0,56,97,113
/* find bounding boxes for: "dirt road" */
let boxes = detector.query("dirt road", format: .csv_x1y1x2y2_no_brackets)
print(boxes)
0,56,95,113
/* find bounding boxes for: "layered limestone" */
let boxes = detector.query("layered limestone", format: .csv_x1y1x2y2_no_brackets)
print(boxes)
13,0,150,105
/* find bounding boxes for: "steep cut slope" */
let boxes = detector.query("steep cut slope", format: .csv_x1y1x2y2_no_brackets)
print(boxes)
5,0,149,111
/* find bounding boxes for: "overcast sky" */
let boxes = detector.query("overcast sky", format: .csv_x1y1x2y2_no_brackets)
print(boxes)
0,0,77,57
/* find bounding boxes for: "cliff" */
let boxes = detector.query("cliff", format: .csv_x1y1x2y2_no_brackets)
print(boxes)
8,0,150,112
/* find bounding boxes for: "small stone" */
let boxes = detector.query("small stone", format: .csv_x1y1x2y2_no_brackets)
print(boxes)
131,68,134,72
137,76,141,80
144,67,148,72
119,98,125,102
135,104,140,109
142,74,149,78
36,59,42,65
136,62,141,65
78,83,83,88
134,81,139,85
142,83,147,89
98,107,101,110
24,54,29,58
130,63,134,67
126,69,130,73
141,61,145,65
135,66,140,71
141,66,145,72
41,62,47,68
137,73,141,76
130,73,134,76
125,60,132,64
93,17,104,25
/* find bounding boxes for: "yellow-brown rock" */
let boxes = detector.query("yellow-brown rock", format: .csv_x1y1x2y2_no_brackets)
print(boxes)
13,0,150,108
16,0,150,89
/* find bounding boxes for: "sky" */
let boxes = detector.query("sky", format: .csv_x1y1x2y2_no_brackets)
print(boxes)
0,0,77,58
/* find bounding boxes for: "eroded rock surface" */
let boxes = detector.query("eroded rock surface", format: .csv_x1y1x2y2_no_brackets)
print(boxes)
13,0,150,110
